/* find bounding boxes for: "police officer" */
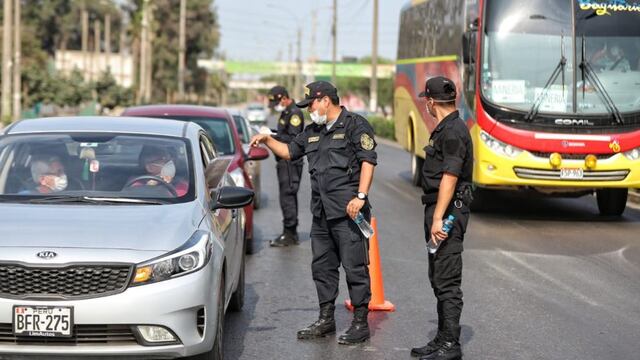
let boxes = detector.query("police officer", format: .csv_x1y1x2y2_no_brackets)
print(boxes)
411,77,473,360
267,86,305,247
250,81,377,345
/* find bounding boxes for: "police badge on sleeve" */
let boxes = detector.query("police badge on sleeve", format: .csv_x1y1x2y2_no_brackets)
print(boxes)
360,134,374,150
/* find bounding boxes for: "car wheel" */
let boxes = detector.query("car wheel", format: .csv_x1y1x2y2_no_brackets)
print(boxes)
228,255,245,312
252,175,261,209
186,275,225,360
244,229,254,255
596,188,627,216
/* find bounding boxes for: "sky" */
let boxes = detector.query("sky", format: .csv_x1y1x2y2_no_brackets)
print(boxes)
215,0,407,62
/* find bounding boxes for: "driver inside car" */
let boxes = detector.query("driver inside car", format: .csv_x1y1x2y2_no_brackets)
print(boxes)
128,146,189,197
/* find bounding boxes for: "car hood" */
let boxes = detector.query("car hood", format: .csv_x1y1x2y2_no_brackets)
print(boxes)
0,202,207,255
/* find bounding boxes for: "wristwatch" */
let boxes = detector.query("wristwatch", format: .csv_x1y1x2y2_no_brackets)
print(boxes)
357,192,368,200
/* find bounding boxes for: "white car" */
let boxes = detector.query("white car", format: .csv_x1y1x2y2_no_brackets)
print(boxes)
244,103,268,124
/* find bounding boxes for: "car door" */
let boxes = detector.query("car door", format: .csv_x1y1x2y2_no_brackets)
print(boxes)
200,133,241,297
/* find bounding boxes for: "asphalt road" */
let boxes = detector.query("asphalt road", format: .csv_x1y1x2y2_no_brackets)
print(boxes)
224,130,640,359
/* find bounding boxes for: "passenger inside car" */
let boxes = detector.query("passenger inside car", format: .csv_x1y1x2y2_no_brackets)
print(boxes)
20,156,69,194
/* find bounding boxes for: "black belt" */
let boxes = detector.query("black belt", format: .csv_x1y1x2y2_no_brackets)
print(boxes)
421,186,473,207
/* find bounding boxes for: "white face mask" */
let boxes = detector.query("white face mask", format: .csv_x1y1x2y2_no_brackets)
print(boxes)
160,160,176,179
51,175,68,192
274,104,286,112
310,110,327,125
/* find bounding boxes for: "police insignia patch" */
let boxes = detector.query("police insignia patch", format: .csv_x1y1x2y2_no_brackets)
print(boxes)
361,134,374,150
279,119,285,125
290,115,301,127
304,86,310,96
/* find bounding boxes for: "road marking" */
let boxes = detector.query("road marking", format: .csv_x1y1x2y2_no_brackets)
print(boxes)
381,180,416,202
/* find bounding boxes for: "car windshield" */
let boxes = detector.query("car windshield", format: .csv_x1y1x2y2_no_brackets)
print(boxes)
156,116,236,155
481,0,640,116
233,115,251,144
0,134,194,203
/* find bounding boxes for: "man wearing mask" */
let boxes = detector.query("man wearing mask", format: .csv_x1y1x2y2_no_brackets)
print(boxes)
26,156,68,194
129,146,189,197
411,77,473,360
250,81,377,345
268,86,305,247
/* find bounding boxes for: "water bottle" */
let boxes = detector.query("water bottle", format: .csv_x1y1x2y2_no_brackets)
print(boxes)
427,214,455,254
354,212,374,239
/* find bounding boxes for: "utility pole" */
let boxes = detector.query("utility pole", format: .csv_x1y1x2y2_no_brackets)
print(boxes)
13,0,21,121
138,0,149,103
178,0,186,101
105,13,111,72
93,20,101,81
309,7,317,83
369,0,379,113
288,41,293,91
2,0,13,121
331,0,337,85
82,6,89,81
119,21,126,85
295,27,302,100
145,2,153,102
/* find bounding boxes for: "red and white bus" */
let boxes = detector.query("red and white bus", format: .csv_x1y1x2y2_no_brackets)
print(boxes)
394,0,640,215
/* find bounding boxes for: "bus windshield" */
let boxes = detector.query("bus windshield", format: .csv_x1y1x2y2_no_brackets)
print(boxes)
482,0,640,116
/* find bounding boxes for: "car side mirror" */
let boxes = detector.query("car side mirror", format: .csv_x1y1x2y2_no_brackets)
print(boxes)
211,186,254,210
247,146,269,161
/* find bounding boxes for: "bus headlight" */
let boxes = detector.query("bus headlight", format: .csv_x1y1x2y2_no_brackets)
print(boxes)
623,147,640,161
479,131,523,158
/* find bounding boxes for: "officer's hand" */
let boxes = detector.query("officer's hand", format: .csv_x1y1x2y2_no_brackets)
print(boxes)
431,218,448,242
250,134,269,147
346,198,365,220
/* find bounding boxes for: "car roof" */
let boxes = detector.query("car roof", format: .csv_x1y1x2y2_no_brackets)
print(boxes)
3,116,192,137
123,104,231,119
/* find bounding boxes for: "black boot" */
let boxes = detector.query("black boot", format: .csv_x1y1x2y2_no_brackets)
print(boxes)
269,231,296,247
419,342,462,360
297,304,336,339
337,306,370,345
284,226,299,245
411,334,443,357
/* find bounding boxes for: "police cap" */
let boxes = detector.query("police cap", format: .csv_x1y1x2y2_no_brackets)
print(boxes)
268,86,289,107
296,81,338,108
418,76,457,102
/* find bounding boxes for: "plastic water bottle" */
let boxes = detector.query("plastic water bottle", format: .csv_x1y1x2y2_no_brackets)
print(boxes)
354,212,374,239
427,214,456,254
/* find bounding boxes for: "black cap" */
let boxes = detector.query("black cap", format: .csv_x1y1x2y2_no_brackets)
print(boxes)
296,81,338,108
418,76,457,101
268,86,289,107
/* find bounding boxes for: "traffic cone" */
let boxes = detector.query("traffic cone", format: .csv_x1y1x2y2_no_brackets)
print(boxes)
345,217,396,312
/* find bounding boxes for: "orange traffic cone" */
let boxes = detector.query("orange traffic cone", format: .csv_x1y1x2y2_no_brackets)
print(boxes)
345,217,396,312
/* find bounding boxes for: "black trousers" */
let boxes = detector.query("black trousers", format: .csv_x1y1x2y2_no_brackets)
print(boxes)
310,211,371,308
424,204,468,344
276,160,303,230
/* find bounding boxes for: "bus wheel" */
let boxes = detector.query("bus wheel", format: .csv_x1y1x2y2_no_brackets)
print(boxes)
411,154,424,186
596,188,628,216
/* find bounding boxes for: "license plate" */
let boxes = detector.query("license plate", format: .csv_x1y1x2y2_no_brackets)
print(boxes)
560,168,584,179
13,306,73,338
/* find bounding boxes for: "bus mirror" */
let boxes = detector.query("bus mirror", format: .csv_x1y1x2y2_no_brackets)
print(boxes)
462,30,477,65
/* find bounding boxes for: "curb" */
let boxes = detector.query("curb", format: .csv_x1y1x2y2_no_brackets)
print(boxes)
629,190,640,205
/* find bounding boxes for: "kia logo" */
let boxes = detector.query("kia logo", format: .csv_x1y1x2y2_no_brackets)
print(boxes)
36,251,58,260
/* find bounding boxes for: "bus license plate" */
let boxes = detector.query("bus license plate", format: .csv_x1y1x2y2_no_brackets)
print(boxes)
560,168,584,180
13,306,73,337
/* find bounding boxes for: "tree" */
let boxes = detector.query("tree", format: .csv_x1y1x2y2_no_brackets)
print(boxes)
94,71,133,112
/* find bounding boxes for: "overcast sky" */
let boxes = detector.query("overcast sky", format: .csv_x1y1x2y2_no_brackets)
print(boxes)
215,0,406,62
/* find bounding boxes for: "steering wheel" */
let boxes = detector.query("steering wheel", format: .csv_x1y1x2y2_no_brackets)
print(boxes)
124,175,178,197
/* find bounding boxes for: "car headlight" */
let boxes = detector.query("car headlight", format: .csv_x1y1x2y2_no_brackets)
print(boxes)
624,147,640,161
229,167,246,187
131,231,212,286
479,130,523,158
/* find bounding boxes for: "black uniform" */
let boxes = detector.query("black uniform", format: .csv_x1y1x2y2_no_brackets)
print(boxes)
288,107,377,308
421,109,473,347
273,102,305,232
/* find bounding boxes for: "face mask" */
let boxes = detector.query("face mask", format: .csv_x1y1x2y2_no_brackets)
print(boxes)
274,104,286,112
160,160,176,179
51,175,68,192
310,110,327,125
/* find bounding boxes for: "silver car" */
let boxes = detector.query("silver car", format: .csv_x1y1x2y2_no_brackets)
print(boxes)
0,116,252,359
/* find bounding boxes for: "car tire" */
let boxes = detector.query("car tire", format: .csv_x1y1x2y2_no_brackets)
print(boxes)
228,255,245,312
596,188,627,216
187,276,225,360
244,229,254,255
411,153,424,187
